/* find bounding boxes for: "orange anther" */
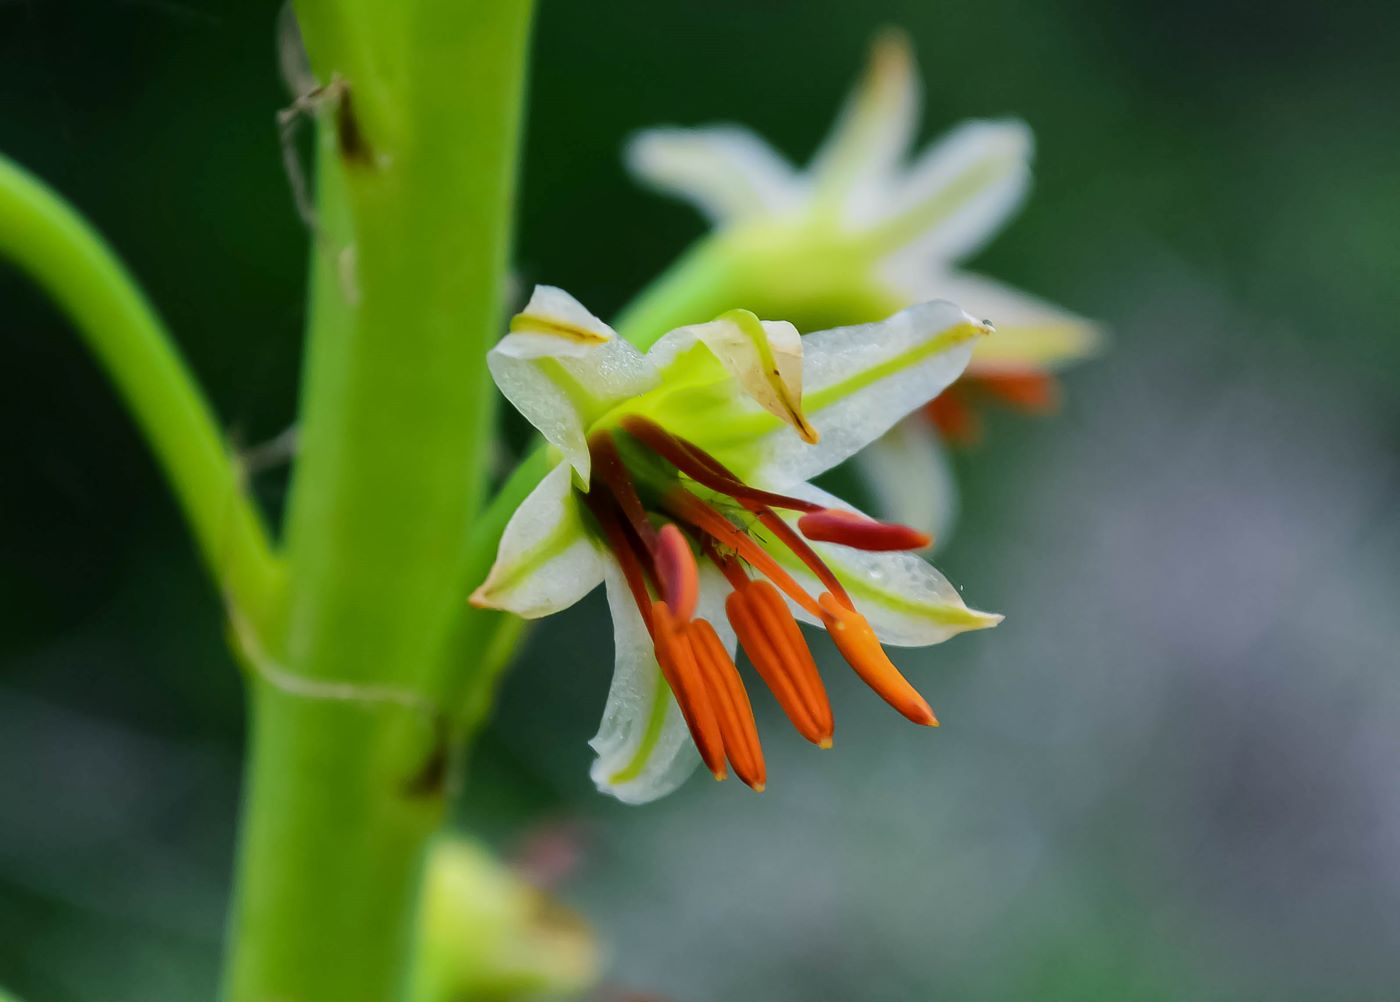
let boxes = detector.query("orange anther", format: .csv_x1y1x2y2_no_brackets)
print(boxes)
925,387,981,445
976,371,1059,413
690,619,766,792
726,580,834,747
652,601,727,780
817,592,939,727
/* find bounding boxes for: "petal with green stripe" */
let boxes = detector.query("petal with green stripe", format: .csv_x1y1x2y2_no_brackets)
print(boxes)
471,461,604,619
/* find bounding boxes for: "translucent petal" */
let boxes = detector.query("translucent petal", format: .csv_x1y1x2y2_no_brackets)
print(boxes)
765,482,1000,646
809,29,920,217
852,415,959,549
625,126,801,224
685,300,987,488
489,286,658,480
874,119,1033,265
589,564,737,804
470,462,605,619
646,310,816,443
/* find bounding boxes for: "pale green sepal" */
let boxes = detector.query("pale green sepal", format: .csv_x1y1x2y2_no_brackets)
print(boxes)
489,285,659,481
471,461,605,619
769,483,1001,646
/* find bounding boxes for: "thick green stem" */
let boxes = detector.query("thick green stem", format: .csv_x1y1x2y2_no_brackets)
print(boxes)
0,156,281,630
222,2,535,1000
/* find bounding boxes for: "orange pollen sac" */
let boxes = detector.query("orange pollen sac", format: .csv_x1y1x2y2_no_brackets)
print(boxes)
817,592,939,727
976,371,1059,413
689,618,766,791
651,601,727,781
655,524,699,622
652,600,767,791
798,508,932,552
725,579,834,748
925,386,981,445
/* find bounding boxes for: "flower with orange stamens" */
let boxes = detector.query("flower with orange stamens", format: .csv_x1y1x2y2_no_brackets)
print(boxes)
471,286,1000,803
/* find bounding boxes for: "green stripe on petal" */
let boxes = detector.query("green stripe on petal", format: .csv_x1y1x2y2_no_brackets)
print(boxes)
710,300,988,490
471,462,605,619
589,565,737,804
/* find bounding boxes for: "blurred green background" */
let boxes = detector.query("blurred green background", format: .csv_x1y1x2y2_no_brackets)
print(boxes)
2,1,1398,999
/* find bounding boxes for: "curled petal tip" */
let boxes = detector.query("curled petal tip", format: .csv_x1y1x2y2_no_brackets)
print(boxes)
751,782,766,794
818,737,834,750
712,770,728,782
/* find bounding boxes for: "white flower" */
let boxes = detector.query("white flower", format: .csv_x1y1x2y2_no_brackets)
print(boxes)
472,286,1001,804
626,30,1099,541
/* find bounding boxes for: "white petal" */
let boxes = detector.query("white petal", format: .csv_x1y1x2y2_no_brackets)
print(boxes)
852,415,959,549
646,311,816,443
913,271,1102,374
470,462,605,619
875,120,1033,265
625,126,801,224
489,286,658,480
766,482,1000,646
809,29,920,218
701,300,988,488
589,565,737,804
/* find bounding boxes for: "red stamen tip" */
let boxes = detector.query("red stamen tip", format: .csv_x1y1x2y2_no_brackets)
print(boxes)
798,508,932,551
656,524,699,622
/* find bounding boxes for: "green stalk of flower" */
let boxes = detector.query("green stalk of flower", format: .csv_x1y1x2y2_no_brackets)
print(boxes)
220,2,537,1000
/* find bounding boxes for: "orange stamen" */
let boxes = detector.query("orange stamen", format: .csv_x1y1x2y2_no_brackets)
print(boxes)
690,619,766,791
817,592,939,727
975,371,1059,413
652,601,727,780
925,386,981,445
655,524,699,622
726,579,834,748
665,490,824,619
798,508,932,552
746,507,853,609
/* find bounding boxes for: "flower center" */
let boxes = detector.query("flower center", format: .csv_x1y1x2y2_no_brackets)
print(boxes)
581,417,940,791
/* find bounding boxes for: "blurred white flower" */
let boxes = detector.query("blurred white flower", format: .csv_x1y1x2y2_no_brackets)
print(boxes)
627,30,1099,540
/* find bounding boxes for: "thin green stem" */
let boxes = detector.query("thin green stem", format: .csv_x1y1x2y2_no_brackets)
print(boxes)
0,155,281,630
